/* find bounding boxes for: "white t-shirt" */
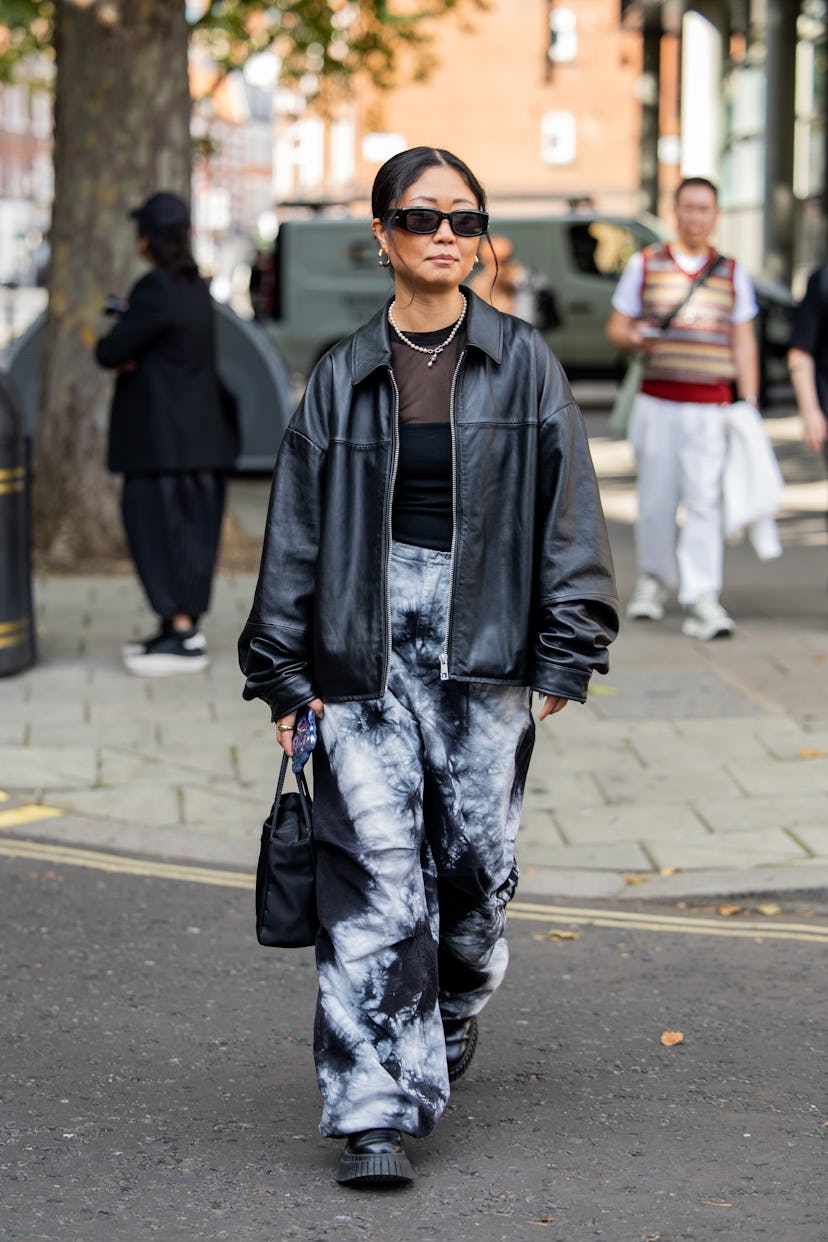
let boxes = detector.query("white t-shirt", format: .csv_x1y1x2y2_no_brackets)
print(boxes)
611,248,758,324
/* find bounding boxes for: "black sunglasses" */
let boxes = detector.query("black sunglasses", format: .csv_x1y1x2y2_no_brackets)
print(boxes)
389,208,489,238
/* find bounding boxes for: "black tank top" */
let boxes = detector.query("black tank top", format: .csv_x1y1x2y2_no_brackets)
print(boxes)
390,323,465,551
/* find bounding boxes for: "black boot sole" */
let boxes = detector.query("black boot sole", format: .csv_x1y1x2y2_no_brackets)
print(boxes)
335,1149,414,1186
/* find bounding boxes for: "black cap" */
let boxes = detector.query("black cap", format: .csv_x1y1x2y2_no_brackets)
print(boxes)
129,191,190,232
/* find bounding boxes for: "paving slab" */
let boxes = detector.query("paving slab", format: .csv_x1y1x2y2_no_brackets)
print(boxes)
54,784,182,825
789,823,828,855
725,757,828,796
554,801,710,842
0,744,98,789
694,793,828,833
643,826,811,870
516,835,651,872
593,761,743,804
26,719,158,748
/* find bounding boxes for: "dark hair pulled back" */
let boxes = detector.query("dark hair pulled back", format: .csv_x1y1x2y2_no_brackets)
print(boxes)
371,146,487,220
141,223,199,280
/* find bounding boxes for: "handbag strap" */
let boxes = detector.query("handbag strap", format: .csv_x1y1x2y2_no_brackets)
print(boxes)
657,251,723,331
275,750,313,836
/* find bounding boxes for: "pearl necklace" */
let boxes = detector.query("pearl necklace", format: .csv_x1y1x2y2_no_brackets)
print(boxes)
388,295,467,367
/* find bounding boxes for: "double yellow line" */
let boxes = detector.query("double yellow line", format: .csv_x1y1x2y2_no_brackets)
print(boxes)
1,835,826,943
508,899,828,943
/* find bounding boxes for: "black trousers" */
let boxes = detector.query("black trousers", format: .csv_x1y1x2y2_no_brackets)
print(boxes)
121,471,226,625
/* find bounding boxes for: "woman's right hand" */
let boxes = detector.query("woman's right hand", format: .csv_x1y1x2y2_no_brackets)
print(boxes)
275,698,325,756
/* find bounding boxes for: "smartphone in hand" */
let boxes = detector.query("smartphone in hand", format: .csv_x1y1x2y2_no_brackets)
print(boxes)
291,706,317,773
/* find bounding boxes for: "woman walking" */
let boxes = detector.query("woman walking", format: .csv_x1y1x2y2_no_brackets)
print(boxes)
239,147,618,1187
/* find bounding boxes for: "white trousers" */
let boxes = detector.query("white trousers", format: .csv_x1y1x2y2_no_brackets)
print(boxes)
628,393,728,606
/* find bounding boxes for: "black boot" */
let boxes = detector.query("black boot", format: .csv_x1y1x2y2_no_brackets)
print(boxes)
443,1015,479,1082
335,1128,414,1187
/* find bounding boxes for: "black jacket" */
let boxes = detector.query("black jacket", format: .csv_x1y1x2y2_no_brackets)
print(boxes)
96,267,236,474
239,291,618,720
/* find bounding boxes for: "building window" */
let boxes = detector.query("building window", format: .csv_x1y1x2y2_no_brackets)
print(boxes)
31,91,52,140
330,116,355,188
548,6,577,64
3,84,28,134
541,111,576,165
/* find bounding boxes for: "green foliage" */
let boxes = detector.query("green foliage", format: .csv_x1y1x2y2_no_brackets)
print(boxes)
0,0,484,94
0,1,54,81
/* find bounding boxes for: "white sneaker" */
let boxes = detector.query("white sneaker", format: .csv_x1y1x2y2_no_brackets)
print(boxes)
681,596,734,641
627,574,669,621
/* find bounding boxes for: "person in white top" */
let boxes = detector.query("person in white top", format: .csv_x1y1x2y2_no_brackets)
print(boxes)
605,177,760,640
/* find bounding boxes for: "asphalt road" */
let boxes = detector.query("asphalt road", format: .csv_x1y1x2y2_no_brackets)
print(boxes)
2,853,826,1242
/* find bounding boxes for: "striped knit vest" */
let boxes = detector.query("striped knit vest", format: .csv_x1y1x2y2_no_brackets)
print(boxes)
640,245,737,386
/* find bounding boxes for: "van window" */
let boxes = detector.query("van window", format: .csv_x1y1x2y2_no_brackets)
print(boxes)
567,222,645,278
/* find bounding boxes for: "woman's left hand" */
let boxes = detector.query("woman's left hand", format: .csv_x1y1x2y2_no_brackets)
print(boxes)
275,697,325,756
538,694,568,719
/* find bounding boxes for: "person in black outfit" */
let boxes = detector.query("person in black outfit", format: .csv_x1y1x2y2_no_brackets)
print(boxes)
96,192,237,676
239,148,617,1188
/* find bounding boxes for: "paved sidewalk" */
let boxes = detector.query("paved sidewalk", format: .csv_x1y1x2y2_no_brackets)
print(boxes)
1,397,826,900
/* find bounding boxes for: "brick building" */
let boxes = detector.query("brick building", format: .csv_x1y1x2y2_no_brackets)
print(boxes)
275,0,645,215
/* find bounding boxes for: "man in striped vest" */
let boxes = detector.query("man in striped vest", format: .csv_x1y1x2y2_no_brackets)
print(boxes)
605,177,760,640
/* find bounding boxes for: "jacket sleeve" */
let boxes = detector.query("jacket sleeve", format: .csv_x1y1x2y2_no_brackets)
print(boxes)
95,273,170,369
237,365,329,720
532,340,619,702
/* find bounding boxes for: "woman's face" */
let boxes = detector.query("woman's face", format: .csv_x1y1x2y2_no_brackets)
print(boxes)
373,164,482,296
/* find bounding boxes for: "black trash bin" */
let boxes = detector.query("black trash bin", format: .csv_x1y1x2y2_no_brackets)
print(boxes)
0,373,35,674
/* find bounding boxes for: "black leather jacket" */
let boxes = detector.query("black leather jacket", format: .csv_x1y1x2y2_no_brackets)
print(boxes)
239,290,618,720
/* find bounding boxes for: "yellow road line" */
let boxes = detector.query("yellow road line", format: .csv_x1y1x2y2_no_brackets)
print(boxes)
0,837,252,889
512,899,828,937
507,909,828,943
0,805,64,828
0,835,825,943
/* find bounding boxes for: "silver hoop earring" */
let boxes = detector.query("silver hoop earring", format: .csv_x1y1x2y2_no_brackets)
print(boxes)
378,248,391,268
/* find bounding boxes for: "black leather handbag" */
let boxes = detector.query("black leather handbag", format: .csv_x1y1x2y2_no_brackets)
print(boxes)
255,752,318,948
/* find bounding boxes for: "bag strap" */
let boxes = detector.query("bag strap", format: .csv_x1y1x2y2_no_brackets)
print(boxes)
275,750,313,836
658,252,724,331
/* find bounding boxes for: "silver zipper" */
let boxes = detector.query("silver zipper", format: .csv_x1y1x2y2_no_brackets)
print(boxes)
382,367,401,695
440,350,465,680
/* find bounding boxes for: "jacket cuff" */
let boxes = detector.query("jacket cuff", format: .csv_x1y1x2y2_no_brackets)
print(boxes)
532,665,592,704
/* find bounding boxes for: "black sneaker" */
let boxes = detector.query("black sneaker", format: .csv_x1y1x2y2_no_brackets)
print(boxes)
121,623,170,659
123,628,208,677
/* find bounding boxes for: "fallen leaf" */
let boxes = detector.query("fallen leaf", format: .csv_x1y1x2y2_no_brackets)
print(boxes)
798,748,824,759
624,873,649,886
717,903,742,917
757,903,781,916
589,684,618,697
660,1030,684,1046
543,929,581,941
702,1201,733,1208
658,867,679,876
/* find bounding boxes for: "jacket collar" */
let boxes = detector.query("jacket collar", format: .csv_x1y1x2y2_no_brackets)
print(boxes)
350,286,503,385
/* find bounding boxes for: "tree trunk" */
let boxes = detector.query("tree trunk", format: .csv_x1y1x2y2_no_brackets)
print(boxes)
33,0,191,567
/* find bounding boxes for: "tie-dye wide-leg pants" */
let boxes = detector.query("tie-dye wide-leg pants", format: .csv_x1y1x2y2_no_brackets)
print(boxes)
311,540,536,1138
